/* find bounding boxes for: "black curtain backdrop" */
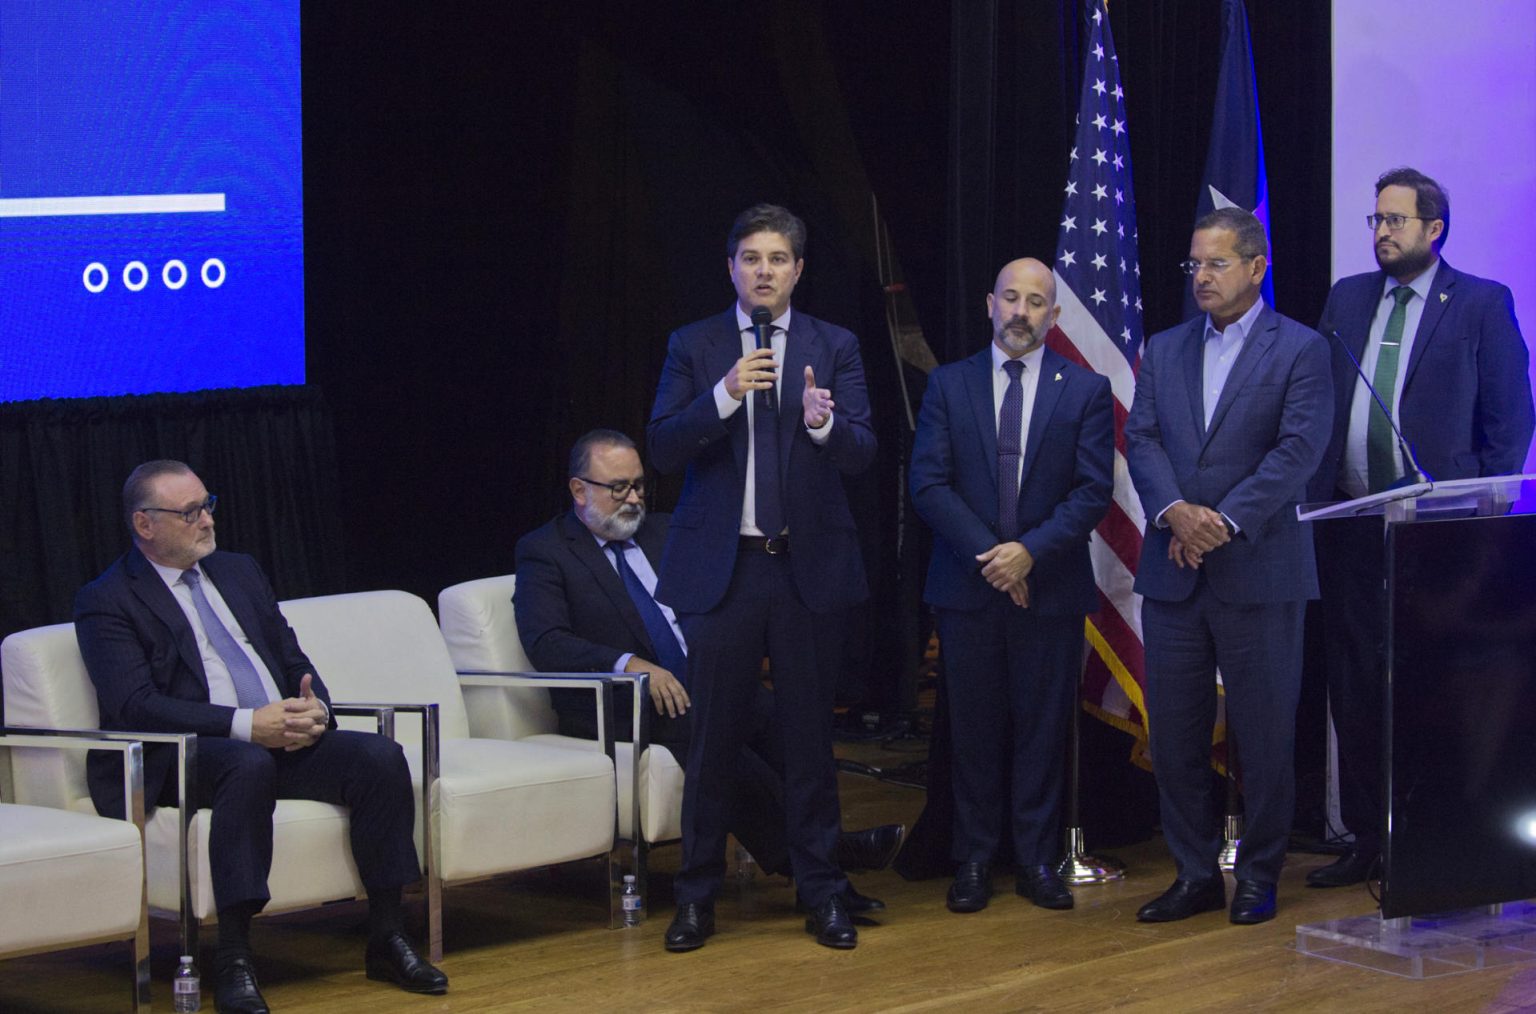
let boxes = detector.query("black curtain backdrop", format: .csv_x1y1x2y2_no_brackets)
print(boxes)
5,1,1332,830
0,386,344,636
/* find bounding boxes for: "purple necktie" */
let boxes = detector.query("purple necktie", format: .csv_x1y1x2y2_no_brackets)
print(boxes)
181,568,270,709
997,359,1026,541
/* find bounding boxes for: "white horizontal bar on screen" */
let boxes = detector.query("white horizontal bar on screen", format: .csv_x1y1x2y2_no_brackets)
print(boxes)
0,193,226,218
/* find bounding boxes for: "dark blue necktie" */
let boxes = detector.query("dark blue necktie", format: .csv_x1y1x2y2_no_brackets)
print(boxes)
997,359,1026,541
751,326,785,535
607,542,688,684
181,568,271,709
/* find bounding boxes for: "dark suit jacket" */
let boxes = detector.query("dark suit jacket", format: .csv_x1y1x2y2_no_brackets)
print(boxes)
910,345,1115,615
73,547,332,819
1126,304,1333,604
1310,258,1534,498
513,511,673,730
647,307,876,615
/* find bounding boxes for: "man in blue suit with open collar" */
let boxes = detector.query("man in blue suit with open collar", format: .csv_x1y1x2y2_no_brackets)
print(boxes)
1305,167,1534,889
647,204,877,951
1126,208,1332,925
910,257,1113,915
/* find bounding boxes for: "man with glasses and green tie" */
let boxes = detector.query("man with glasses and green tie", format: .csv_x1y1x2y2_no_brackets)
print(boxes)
74,459,446,1012
513,430,901,914
1305,167,1534,890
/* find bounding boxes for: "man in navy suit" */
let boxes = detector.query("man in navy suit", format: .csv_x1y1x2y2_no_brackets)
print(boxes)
909,258,1113,914
1126,208,1332,925
512,429,903,891
648,204,877,951
74,460,446,1012
1306,167,1534,888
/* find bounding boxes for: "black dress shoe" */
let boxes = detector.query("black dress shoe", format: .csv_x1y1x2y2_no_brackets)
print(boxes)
836,824,907,872
805,893,858,949
1230,879,1278,924
663,902,715,953
842,883,886,914
1136,877,1226,923
1306,848,1379,888
365,931,449,995
946,862,993,913
1016,865,1074,910
213,956,269,1014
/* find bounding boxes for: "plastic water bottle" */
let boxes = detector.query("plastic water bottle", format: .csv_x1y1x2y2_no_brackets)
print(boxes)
173,954,201,1012
735,843,757,882
621,874,642,926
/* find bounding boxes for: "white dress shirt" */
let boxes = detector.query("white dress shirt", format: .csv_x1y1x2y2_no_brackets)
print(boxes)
991,340,1046,496
591,532,688,673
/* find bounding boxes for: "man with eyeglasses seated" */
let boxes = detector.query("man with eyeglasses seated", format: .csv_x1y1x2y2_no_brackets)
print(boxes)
1304,167,1534,890
513,430,903,909
74,459,446,1013
1125,207,1332,926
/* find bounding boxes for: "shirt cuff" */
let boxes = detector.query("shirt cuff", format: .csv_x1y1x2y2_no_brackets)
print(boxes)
806,410,834,444
613,652,635,673
714,378,743,419
1221,512,1240,536
1154,499,1185,528
231,709,254,742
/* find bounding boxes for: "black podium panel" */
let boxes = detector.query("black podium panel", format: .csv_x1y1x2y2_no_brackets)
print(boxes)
1383,513,1536,919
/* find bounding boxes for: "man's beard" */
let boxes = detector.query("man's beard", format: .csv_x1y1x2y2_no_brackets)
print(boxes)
585,500,645,541
998,320,1043,355
1375,240,1434,280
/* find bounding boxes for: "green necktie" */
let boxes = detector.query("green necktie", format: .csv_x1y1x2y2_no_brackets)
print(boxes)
1367,286,1415,493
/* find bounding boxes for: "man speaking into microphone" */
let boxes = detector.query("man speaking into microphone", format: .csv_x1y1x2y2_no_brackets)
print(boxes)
648,203,877,951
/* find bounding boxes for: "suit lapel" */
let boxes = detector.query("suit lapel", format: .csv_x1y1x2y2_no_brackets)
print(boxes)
560,513,654,657
126,547,209,692
965,348,998,500
1203,306,1277,447
1019,347,1067,487
1179,318,1207,436
1401,260,1456,392
778,313,819,483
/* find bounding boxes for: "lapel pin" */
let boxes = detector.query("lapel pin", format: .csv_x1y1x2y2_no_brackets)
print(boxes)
1054,371,1063,382
1439,293,1448,303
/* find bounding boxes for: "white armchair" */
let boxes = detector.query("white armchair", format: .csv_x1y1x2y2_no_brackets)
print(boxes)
436,575,686,913
0,730,149,1011
275,589,618,957
2,623,368,963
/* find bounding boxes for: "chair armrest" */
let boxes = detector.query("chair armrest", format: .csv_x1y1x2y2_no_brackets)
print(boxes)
0,726,164,830
454,671,620,762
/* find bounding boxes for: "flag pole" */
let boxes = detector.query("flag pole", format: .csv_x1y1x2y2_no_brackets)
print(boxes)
1057,655,1125,884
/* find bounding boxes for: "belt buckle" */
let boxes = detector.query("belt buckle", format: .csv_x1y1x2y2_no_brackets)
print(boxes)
764,536,787,555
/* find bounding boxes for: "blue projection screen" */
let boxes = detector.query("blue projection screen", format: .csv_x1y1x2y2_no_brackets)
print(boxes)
0,1,303,402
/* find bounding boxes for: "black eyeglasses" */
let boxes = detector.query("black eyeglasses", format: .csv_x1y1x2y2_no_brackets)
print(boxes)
1366,213,1434,232
138,495,218,525
577,478,645,501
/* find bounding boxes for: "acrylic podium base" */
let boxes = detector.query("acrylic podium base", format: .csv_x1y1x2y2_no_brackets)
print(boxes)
1296,901,1536,978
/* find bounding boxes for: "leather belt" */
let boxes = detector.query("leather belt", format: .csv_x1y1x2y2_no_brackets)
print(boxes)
739,535,790,555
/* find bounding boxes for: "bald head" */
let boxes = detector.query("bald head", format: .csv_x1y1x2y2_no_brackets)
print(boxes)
987,258,1059,357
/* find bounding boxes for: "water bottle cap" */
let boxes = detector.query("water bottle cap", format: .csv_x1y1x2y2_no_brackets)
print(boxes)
623,874,636,883
180,955,194,963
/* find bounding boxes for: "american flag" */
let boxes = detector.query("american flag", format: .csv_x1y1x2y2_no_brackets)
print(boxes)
1044,0,1149,763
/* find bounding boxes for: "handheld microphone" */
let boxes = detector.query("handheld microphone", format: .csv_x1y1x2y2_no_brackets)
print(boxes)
1326,328,1431,487
751,305,777,412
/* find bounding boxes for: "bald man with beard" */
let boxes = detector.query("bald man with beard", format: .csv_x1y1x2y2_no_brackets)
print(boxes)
910,258,1115,913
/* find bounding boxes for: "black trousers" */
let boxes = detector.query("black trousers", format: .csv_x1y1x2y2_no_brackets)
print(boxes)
556,688,790,875
937,601,1081,867
673,549,848,907
1313,513,1387,852
189,730,421,912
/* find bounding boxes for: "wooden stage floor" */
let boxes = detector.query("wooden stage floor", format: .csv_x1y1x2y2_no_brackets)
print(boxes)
5,736,1535,1012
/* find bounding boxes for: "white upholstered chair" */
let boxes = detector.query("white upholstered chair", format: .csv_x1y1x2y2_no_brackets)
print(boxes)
2,623,367,962
436,574,686,911
0,730,149,1011
275,589,618,955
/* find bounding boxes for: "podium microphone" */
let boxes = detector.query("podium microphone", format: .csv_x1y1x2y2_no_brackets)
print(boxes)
752,305,777,412
1326,328,1431,487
